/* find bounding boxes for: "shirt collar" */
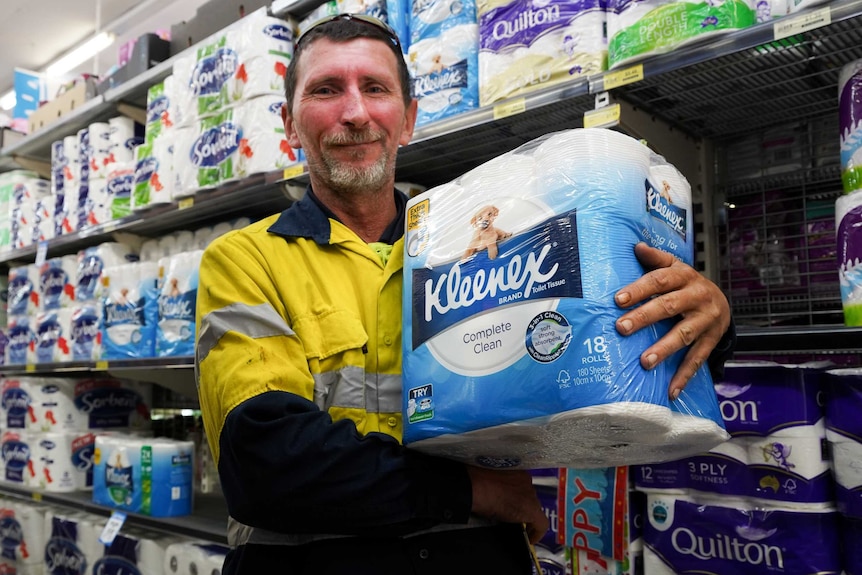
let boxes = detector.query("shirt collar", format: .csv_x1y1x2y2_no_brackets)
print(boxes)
268,185,407,245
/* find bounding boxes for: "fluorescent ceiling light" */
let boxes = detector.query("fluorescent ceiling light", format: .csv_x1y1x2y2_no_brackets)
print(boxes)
0,90,15,111
45,32,116,77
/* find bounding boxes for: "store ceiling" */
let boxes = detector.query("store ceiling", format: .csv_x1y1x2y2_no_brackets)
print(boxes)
1,0,167,101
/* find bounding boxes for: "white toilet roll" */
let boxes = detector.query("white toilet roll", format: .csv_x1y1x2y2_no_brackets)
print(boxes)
6,315,36,366
0,429,38,486
34,308,74,364
0,376,39,429
193,226,214,250
173,230,196,254
107,162,136,221
34,377,153,432
87,122,113,181
156,250,203,357
8,264,39,317
43,510,104,575
38,255,78,310
0,500,47,568
75,242,139,302
832,439,862,489
140,239,162,262
108,116,143,165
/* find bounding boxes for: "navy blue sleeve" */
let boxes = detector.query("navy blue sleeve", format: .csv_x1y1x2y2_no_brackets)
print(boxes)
218,390,472,536
707,319,736,381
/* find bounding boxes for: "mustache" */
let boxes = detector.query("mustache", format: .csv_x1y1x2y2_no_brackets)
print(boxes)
323,130,384,146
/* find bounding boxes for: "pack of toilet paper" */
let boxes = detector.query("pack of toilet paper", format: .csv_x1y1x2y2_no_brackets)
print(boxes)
402,128,727,469
837,190,862,327
92,434,194,517
411,0,478,43
163,541,230,575
825,368,862,518
133,137,174,210
643,493,840,574
32,377,152,432
478,0,607,107
94,528,177,575
173,95,299,193
32,431,97,492
0,429,38,486
0,377,38,428
171,9,295,122
607,0,756,69
8,264,38,317
5,315,35,366
0,500,47,573
101,262,159,360
840,59,862,195
156,251,203,358
107,163,135,221
408,23,480,127
38,256,77,311
145,76,180,144
43,510,105,575
74,242,140,304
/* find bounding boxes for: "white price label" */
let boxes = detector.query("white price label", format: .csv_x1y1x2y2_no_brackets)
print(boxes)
773,6,831,40
35,241,48,266
98,511,127,546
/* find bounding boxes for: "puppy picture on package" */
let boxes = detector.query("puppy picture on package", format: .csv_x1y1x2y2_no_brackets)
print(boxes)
463,204,512,261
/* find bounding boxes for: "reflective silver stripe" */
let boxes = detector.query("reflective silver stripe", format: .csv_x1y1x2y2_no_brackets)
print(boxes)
227,515,497,547
312,368,401,413
197,302,294,364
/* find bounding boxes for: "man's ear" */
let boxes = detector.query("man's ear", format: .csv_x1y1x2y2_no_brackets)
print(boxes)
399,98,419,147
282,102,303,149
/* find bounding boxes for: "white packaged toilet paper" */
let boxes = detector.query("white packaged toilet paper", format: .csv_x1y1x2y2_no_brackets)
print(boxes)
33,308,74,364
1,377,39,428
101,262,159,360
44,510,104,575
156,251,203,357
402,128,727,469
1,429,38,486
33,377,152,432
75,242,139,303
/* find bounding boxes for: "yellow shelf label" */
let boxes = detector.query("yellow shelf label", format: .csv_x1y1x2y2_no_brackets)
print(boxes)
603,65,644,90
584,104,622,129
283,164,306,180
25,364,36,373
774,6,831,40
493,98,526,120
32,492,42,502
178,197,195,210
95,361,109,370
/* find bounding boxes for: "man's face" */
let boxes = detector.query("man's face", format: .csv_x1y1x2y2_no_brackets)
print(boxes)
283,37,417,196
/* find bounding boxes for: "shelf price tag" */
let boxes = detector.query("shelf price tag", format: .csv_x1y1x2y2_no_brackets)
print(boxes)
35,241,49,267
493,98,526,120
25,364,36,373
603,65,644,91
584,104,621,129
178,197,195,210
31,492,42,502
283,164,305,180
99,511,128,546
774,6,831,40
95,361,109,371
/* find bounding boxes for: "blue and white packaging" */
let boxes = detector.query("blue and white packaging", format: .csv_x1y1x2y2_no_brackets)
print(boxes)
408,23,479,127
411,0,477,43
156,251,202,357
39,255,78,310
5,315,35,366
7,264,38,316
0,429,37,486
0,500,47,571
163,541,231,575
93,434,194,517
70,304,101,361
75,242,140,303
402,128,726,469
33,431,97,492
0,377,37,429
44,511,104,575
101,262,159,360
34,308,74,364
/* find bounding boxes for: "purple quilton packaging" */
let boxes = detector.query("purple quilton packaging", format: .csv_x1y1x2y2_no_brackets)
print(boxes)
644,495,841,575
825,368,862,441
714,361,825,437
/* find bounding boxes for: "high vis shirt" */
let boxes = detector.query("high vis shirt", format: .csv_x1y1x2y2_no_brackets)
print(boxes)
195,189,472,541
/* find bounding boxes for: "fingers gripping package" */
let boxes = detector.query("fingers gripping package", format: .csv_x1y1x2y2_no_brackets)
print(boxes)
402,128,728,469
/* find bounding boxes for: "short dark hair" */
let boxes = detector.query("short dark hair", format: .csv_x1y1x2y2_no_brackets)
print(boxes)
284,16,413,113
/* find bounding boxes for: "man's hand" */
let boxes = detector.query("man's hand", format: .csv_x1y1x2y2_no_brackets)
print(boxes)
467,466,549,544
615,242,731,400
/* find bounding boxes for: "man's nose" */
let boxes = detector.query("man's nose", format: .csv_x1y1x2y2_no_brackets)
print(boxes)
340,88,371,127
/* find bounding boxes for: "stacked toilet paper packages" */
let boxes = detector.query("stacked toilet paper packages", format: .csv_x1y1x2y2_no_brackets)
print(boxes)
634,361,843,574
0,171,41,254
6,173,52,250
606,0,756,69
4,241,139,365
0,375,152,492
49,118,144,237
402,128,727,470
839,58,862,327
477,0,607,107
137,8,302,205
408,0,480,126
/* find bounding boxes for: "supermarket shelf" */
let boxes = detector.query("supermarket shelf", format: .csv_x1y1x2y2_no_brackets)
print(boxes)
0,357,197,399
735,325,862,354
0,169,301,265
0,485,228,543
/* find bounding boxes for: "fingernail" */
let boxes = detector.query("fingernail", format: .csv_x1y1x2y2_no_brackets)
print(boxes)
645,353,658,369
670,388,681,401
616,292,630,305
619,319,632,333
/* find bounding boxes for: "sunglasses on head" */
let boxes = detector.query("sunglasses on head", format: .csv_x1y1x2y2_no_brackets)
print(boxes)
297,13,401,50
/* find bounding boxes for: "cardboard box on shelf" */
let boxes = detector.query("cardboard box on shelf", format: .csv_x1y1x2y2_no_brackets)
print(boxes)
28,77,98,134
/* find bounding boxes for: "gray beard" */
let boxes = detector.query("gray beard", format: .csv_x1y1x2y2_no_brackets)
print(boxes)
314,130,394,195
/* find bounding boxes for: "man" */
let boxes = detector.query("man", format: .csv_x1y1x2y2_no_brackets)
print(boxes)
195,14,734,574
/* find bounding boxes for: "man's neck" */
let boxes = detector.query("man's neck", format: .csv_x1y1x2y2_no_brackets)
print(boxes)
311,180,397,243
